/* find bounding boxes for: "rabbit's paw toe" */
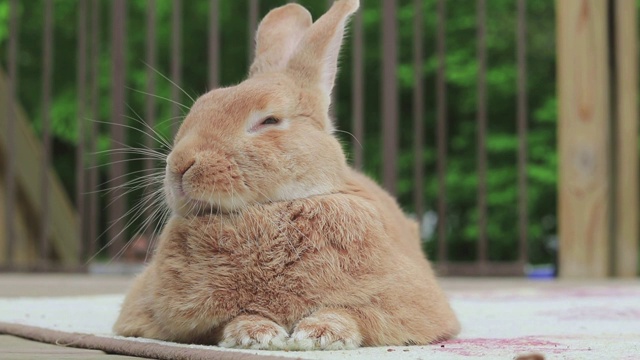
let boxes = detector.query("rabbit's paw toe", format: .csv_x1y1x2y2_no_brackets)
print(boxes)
218,315,289,350
288,311,362,350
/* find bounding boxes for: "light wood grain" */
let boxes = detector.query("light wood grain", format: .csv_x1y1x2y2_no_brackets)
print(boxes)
557,0,610,278
0,70,79,266
0,174,39,265
614,0,639,277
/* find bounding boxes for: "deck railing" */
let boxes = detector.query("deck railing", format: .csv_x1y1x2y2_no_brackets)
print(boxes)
0,0,637,277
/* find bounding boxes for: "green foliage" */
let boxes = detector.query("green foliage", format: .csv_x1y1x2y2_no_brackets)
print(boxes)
0,0,561,265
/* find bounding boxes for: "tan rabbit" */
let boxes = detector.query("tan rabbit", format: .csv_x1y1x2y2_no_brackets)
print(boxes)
113,0,460,350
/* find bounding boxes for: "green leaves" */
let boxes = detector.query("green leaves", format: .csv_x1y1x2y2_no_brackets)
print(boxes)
0,0,561,264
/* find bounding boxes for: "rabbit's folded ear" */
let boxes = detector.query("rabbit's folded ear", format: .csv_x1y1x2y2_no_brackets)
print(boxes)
249,4,313,77
286,0,359,101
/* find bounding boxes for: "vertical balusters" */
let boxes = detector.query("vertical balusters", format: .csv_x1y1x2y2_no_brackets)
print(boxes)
436,0,448,264
209,0,220,89
476,0,488,267
516,0,529,266
413,0,425,229
76,0,88,263
107,0,127,257
40,0,54,265
382,0,398,196
171,0,183,136
4,0,19,267
87,0,101,261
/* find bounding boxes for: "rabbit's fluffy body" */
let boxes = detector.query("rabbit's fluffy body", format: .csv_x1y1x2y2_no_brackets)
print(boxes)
114,0,459,350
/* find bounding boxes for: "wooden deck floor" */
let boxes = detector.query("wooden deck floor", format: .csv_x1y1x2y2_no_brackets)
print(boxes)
0,274,148,360
0,335,146,360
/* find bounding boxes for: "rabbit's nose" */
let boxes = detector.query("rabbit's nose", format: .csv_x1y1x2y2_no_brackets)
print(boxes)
171,158,194,198
176,158,196,177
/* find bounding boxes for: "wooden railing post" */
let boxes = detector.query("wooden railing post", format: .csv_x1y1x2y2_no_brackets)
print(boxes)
557,0,611,278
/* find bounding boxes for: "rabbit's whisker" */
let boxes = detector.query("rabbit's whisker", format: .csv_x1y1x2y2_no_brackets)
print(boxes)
102,176,164,205
141,60,196,104
145,205,170,263
127,86,191,110
108,191,167,263
333,129,363,150
153,115,186,130
84,169,164,195
88,117,172,151
89,157,165,170
86,186,165,264
126,104,173,150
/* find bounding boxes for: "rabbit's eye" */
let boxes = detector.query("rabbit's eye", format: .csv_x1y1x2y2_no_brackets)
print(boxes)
261,117,279,125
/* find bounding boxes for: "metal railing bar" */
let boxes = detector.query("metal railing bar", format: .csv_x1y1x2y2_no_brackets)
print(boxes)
209,0,220,89
413,0,425,228
4,0,19,267
436,0,448,263
517,0,529,265
248,0,259,64
87,0,100,261
143,0,158,242
382,0,398,196
107,0,127,258
171,0,183,136
40,0,54,264
76,0,88,262
476,0,488,264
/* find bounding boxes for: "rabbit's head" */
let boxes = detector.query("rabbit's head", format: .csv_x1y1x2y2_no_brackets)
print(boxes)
165,0,359,216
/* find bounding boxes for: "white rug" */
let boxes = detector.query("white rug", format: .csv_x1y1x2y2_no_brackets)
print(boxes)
1,282,639,359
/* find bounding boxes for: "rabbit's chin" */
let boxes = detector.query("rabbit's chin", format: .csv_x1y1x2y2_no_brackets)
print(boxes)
165,188,251,217
170,195,257,217
174,199,221,217
166,179,341,217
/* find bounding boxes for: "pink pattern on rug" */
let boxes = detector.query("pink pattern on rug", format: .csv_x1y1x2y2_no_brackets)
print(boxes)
540,287,640,299
540,306,640,321
435,336,589,357
450,286,640,302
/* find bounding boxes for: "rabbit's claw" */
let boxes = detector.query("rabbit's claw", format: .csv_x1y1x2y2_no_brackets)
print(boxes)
288,311,362,350
219,315,289,350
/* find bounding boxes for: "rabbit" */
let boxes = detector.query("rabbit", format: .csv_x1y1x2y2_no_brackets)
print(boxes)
113,0,460,351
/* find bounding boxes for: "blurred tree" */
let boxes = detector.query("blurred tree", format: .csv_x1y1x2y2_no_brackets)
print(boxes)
0,0,565,265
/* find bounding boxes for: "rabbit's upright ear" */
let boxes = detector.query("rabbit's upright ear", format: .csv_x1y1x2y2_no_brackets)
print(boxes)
287,0,359,100
249,4,313,77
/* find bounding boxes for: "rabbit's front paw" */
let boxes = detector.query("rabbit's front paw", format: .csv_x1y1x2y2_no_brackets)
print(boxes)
218,315,289,350
289,309,362,350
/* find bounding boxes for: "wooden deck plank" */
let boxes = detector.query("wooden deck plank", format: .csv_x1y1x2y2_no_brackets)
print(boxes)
556,0,611,278
0,274,133,297
0,275,144,359
0,335,149,359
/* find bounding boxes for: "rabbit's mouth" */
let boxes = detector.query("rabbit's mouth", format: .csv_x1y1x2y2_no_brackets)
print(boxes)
171,190,225,217
170,185,251,216
184,198,220,217
180,194,256,217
